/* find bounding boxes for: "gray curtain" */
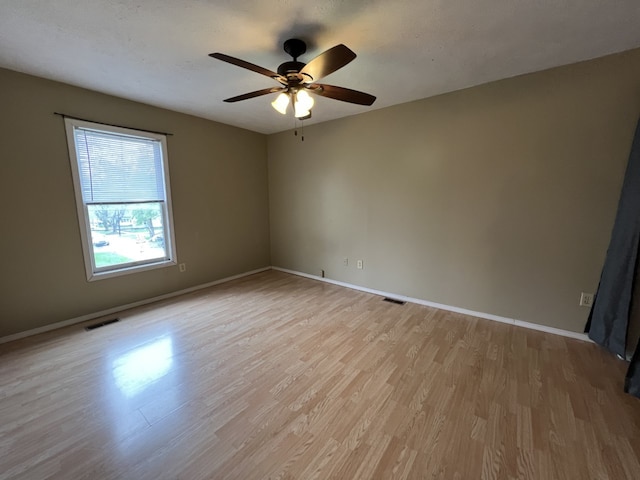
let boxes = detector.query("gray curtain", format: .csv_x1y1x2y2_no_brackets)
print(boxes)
586,117,640,397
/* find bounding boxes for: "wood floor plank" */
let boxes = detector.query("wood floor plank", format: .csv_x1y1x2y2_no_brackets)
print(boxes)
1,270,640,479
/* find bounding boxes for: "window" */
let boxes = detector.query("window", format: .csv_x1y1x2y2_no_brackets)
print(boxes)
65,118,177,280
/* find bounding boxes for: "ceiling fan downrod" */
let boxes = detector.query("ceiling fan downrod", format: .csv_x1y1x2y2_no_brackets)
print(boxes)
278,39,308,78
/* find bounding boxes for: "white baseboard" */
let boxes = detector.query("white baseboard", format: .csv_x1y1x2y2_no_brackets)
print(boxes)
272,267,591,342
0,267,271,344
3,265,590,345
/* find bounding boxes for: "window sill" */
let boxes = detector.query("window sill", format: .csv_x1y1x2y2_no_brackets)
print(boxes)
88,259,178,282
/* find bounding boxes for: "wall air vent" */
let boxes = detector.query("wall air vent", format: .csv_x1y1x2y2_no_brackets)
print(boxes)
383,297,406,305
85,318,119,331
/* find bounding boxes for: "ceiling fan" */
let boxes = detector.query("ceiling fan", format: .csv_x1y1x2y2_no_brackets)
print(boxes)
209,39,376,119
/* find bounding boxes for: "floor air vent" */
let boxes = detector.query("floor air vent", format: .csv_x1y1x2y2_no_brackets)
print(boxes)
383,297,406,305
85,318,119,331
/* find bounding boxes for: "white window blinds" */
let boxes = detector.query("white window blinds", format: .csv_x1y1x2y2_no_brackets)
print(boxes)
72,127,165,203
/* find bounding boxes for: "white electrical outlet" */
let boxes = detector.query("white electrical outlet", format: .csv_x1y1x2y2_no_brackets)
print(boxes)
179,263,187,273
580,292,593,307
357,260,363,269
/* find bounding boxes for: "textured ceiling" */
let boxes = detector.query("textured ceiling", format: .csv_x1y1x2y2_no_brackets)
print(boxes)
1,1,639,134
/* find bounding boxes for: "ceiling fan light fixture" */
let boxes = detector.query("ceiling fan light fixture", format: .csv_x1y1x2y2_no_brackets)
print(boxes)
271,92,290,115
212,39,376,124
294,89,314,118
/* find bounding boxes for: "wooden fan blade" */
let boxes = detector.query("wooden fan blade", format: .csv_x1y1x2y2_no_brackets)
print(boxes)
309,84,376,106
224,87,285,103
299,44,356,82
209,53,285,82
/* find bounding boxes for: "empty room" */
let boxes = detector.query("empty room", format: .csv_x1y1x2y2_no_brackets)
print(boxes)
2,1,640,479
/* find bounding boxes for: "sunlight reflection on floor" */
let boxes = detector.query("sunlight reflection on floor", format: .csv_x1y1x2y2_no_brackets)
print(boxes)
112,335,174,398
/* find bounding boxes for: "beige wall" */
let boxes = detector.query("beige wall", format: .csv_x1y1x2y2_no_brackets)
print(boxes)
2,48,640,339
0,68,270,338
268,49,640,333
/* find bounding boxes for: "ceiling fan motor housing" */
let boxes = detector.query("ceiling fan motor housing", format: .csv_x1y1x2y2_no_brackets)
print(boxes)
277,60,306,77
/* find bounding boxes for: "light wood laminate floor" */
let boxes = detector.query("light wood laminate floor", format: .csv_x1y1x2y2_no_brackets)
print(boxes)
1,270,639,479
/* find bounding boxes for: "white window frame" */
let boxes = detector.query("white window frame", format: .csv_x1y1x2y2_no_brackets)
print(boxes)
64,118,177,281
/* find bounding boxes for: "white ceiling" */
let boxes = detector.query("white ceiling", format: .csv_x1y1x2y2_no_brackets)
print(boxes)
1,1,639,134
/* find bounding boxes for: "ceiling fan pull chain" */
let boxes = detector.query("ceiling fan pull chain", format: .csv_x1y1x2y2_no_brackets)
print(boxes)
292,117,304,142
